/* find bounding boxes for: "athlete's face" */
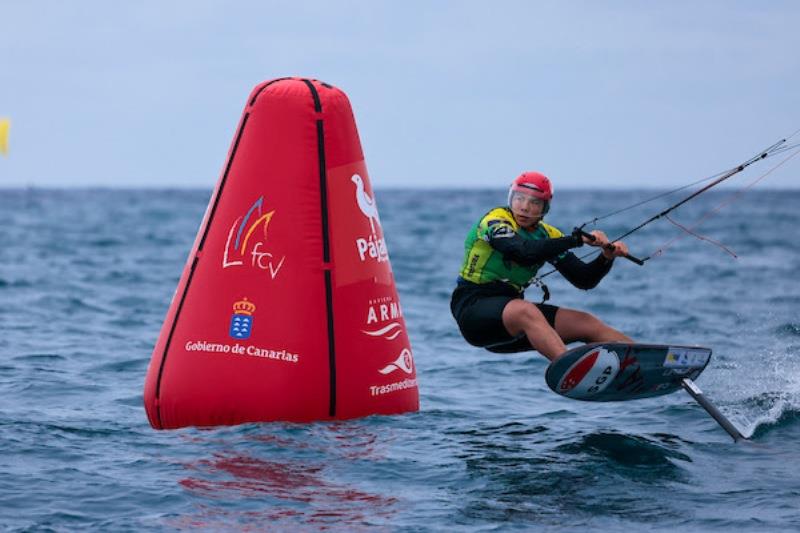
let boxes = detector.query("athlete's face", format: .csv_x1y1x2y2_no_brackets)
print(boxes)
510,192,546,229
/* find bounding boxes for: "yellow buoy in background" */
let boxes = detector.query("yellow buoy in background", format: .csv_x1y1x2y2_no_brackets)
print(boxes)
0,118,9,156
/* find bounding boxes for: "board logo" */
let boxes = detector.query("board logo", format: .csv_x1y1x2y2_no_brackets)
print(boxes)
352,174,388,263
229,298,256,340
664,347,710,368
558,347,620,398
379,348,414,375
222,196,286,278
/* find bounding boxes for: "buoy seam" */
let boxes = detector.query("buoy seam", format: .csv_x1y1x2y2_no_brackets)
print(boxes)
249,77,291,107
153,255,200,428
303,78,337,417
153,108,252,425
302,78,322,113
198,113,250,252
316,120,330,262
325,270,337,417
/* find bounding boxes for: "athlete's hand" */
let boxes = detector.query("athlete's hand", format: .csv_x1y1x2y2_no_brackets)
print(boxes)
601,240,628,260
582,230,609,247
584,230,628,260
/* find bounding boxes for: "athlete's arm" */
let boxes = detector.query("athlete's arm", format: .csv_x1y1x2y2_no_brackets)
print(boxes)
552,251,613,290
485,222,583,266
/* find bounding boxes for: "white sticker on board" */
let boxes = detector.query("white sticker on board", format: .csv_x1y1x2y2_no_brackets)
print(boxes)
664,348,710,368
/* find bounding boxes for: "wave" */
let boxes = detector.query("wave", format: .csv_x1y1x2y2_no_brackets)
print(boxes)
774,323,800,337
738,392,800,439
557,431,691,467
0,278,34,288
12,352,67,362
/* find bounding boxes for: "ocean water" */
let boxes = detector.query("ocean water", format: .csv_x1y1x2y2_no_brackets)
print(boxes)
1,187,799,531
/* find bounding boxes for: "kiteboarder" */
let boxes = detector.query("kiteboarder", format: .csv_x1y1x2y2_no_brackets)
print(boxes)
450,171,633,361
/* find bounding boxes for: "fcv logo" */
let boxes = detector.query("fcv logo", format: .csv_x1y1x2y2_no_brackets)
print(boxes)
223,196,286,278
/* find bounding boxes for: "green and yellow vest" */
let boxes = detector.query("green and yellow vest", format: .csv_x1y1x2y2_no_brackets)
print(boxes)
458,207,565,291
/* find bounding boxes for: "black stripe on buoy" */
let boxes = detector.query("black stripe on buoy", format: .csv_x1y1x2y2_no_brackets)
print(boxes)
153,109,252,426
303,79,337,417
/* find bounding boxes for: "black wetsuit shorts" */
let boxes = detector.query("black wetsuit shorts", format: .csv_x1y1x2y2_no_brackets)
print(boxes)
450,279,558,353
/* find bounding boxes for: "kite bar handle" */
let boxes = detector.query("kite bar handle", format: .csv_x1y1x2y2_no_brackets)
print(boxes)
681,378,746,442
576,229,645,266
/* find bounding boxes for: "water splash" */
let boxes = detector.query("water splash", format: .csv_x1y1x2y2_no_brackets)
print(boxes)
718,342,800,439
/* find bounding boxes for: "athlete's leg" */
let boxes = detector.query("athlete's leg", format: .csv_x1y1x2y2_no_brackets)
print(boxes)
502,299,566,361
553,307,633,344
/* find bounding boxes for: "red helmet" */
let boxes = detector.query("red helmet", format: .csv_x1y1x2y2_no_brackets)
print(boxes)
508,171,553,212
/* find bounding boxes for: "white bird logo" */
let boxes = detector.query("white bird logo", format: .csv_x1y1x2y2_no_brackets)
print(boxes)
351,173,381,234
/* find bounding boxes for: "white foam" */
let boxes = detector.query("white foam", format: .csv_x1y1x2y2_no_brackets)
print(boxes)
714,341,800,439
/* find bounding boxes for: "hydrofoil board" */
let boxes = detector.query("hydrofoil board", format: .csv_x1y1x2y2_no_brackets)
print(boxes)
545,342,711,402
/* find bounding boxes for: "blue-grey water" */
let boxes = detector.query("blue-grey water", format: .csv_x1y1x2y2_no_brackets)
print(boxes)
1,187,799,531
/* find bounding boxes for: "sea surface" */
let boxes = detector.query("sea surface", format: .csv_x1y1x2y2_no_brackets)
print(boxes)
1,187,799,532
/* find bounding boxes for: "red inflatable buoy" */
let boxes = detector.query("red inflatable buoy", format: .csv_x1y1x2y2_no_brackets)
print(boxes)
143,78,419,429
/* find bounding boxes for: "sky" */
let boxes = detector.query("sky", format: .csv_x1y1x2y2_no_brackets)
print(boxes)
1,1,798,189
